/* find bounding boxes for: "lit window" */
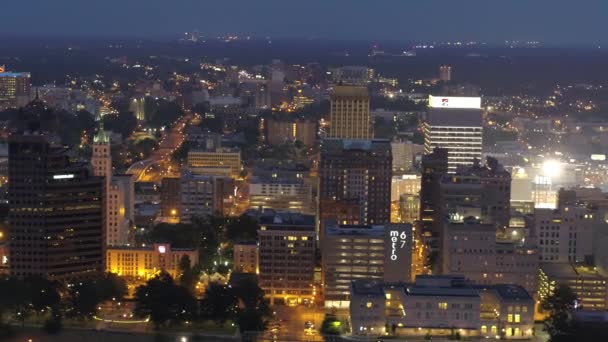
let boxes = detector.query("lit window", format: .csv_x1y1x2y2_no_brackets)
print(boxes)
515,314,521,323
491,326,497,334
481,326,487,334
507,314,513,323
438,302,448,310
366,302,373,308
385,293,392,300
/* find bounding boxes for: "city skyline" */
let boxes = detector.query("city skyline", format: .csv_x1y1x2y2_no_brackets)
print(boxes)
0,0,607,45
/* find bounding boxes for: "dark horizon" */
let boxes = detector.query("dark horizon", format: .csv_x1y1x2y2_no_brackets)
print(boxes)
1,0,608,46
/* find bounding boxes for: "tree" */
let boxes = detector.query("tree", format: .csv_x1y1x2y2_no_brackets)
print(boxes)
320,314,342,336
225,216,259,243
66,273,128,319
102,111,138,138
199,283,237,326
178,255,200,293
542,285,579,342
134,272,197,329
232,277,271,334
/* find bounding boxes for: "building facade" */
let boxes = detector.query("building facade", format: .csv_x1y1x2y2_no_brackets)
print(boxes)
329,86,371,139
257,212,316,305
539,262,608,311
187,148,241,178
107,243,198,280
423,96,483,172
0,71,31,109
233,242,259,274
9,133,104,279
249,177,314,215
322,222,412,308
319,139,392,232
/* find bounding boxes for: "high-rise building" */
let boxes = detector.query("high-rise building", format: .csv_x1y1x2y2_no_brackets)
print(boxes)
233,242,259,274
92,128,134,246
179,170,220,223
0,71,31,109
322,222,412,308
319,139,392,232
8,132,104,279
539,263,608,311
329,86,371,139
330,66,375,85
423,95,483,172
266,119,317,147
257,212,316,305
420,148,448,233
439,65,452,82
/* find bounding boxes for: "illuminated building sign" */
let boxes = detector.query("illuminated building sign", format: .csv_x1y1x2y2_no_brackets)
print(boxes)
158,245,166,254
429,95,481,109
383,224,413,283
591,154,606,161
389,230,408,261
53,174,75,180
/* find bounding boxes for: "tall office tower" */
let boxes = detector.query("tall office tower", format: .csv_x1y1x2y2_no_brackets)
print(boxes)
419,148,448,233
92,128,134,246
129,96,146,121
256,212,316,305
329,86,372,139
319,139,392,233
254,81,271,110
423,95,483,172
0,71,31,109
439,65,452,82
8,132,104,279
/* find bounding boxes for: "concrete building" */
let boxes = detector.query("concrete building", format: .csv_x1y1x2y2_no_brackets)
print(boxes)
249,177,314,215
187,147,241,178
0,71,31,109
539,263,608,311
391,174,421,203
391,141,424,173
179,170,226,223
329,86,371,139
330,66,374,85
319,139,392,233
420,148,449,233
441,219,539,296
233,242,259,274
160,177,180,220
266,118,317,147
107,243,198,280
322,222,412,308
533,206,600,263
9,132,104,280
423,95,483,172
437,158,512,230
92,129,134,246
350,276,535,339
257,212,316,305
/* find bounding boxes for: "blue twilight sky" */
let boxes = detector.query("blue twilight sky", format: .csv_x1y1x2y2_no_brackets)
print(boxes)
1,0,607,44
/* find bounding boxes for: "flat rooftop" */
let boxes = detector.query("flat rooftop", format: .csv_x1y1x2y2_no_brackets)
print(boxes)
541,262,608,280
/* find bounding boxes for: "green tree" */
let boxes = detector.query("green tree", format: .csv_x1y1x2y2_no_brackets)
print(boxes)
178,255,200,293
134,272,197,329
199,283,237,326
102,111,138,138
320,314,342,336
542,285,579,342
232,277,271,334
225,216,259,243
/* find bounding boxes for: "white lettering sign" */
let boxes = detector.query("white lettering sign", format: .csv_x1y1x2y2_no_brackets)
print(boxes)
389,231,407,261
429,95,481,109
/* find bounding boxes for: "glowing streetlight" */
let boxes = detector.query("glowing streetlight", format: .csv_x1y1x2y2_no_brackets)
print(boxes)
542,159,562,178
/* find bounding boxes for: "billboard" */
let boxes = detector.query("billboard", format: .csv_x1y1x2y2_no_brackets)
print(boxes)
383,224,412,283
429,95,481,109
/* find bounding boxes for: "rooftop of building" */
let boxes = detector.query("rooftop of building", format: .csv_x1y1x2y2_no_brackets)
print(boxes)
0,72,30,77
249,176,305,185
188,147,240,154
107,244,197,252
426,107,483,127
321,138,391,154
492,284,534,302
541,263,608,280
246,210,315,227
331,85,369,97
325,222,387,237
351,280,385,297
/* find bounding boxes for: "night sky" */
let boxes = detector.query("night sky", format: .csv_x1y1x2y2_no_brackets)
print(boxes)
1,0,606,44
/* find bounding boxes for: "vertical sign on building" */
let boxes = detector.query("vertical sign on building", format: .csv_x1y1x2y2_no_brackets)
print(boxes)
383,223,413,282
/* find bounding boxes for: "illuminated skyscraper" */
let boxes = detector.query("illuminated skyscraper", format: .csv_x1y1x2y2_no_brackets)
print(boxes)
329,86,371,139
423,95,483,172
8,132,104,279
0,71,31,109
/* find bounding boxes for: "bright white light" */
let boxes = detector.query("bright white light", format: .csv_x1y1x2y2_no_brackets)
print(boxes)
542,160,562,177
53,174,74,180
